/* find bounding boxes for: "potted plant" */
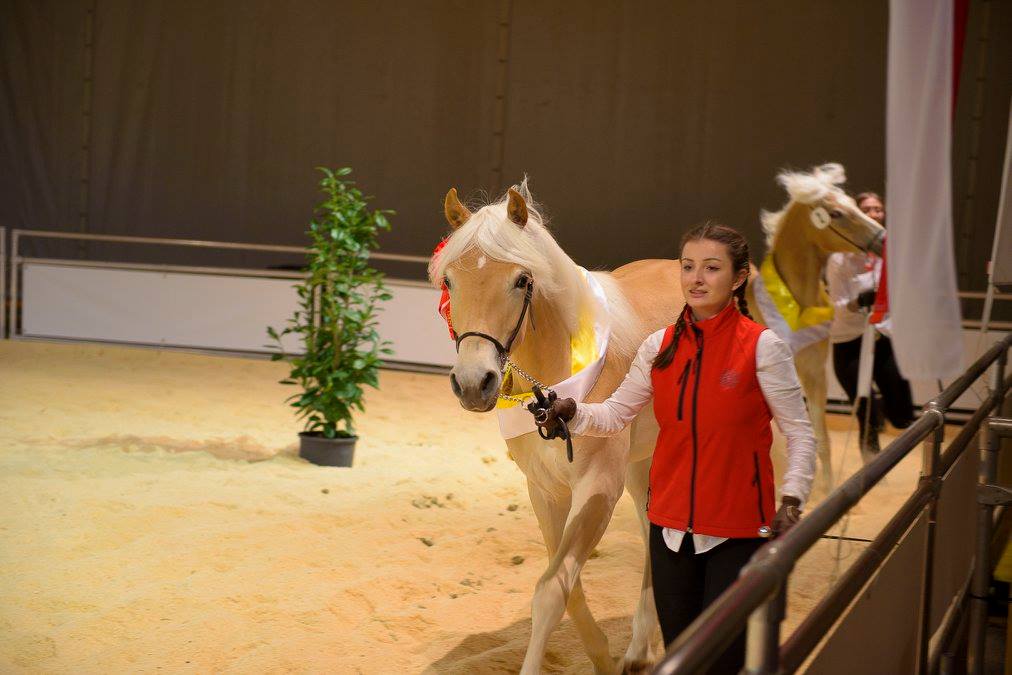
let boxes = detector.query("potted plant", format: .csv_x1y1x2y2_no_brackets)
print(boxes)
268,167,393,466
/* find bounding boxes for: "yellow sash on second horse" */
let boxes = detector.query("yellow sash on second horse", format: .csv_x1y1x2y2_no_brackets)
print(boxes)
753,256,833,353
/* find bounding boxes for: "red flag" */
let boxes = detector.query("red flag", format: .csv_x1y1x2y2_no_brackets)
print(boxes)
869,238,889,324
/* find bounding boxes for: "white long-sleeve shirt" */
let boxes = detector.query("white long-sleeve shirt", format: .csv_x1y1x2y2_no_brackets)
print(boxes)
570,328,817,554
826,252,890,342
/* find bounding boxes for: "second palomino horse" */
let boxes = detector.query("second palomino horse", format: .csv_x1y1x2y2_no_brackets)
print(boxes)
748,163,884,493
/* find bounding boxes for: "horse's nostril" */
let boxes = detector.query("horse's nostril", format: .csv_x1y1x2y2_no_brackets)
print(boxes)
479,370,498,398
449,373,463,398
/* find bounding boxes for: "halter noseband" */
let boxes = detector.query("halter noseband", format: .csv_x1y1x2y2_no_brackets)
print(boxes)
453,279,535,368
830,223,884,255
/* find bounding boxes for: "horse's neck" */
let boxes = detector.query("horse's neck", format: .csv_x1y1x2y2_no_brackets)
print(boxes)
770,204,827,307
506,298,575,391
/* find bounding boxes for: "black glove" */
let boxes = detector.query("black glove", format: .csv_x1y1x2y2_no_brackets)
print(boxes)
771,496,802,537
526,395,576,437
855,289,877,309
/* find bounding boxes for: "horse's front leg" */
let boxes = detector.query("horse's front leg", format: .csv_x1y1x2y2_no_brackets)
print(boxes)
621,455,659,672
521,436,628,675
526,476,612,673
795,341,833,495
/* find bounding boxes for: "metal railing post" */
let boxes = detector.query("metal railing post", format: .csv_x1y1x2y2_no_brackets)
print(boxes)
969,413,1012,675
968,420,999,674
917,403,944,675
744,581,786,674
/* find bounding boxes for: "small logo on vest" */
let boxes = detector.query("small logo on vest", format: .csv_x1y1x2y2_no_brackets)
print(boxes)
719,369,740,389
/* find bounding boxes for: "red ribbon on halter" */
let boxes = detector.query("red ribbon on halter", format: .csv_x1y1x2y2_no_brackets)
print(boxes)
869,237,889,324
433,238,456,340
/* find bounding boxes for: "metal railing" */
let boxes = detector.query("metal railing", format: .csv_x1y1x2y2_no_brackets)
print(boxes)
967,416,1012,674
6,228,432,340
654,332,1012,675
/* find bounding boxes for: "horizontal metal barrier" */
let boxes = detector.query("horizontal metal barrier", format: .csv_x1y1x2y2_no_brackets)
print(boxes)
654,333,1012,675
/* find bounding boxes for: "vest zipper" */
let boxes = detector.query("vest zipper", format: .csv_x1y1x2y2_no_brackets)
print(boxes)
753,453,766,523
676,359,692,421
687,329,704,533
645,486,651,511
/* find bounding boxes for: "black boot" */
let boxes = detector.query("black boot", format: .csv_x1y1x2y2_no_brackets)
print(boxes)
856,397,881,457
870,392,886,434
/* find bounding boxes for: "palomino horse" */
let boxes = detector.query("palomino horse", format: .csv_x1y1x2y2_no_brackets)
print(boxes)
748,164,884,493
431,183,679,673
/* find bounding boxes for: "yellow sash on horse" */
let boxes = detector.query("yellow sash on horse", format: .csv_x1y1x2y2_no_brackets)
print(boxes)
752,256,833,354
759,257,833,330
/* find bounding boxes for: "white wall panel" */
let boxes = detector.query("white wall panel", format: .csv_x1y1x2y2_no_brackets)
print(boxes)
19,262,1002,384
21,263,456,367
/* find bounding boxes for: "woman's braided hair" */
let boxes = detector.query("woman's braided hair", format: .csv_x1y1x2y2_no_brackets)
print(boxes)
653,223,752,370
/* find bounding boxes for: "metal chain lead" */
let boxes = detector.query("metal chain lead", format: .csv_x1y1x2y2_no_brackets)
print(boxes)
498,357,553,405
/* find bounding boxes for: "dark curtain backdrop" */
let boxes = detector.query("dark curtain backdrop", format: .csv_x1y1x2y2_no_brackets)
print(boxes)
1,0,1008,294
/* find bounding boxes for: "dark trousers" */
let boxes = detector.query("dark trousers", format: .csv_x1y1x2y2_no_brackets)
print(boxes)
832,334,915,442
650,524,764,674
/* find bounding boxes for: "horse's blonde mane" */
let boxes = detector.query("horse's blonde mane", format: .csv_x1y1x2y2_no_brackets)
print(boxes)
429,179,640,359
760,163,848,246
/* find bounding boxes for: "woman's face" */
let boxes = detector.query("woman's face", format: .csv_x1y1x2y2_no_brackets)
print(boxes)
680,238,746,320
858,196,885,225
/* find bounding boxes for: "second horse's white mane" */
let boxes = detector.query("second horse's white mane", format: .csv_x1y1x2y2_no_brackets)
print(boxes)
760,163,848,245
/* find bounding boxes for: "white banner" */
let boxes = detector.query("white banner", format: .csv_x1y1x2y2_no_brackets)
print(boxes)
886,0,963,380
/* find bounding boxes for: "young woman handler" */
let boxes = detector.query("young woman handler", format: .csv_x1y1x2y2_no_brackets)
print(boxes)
532,223,817,672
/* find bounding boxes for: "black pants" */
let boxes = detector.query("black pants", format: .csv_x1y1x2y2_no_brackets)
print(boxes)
650,524,764,674
832,334,915,442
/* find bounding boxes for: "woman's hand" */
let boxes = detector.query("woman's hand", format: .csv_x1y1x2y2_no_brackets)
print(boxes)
847,289,878,313
771,496,802,537
527,397,576,436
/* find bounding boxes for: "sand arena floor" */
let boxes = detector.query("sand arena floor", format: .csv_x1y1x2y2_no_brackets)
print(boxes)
0,340,940,674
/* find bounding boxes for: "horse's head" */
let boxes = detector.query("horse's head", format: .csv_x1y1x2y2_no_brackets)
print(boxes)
762,163,884,257
430,183,568,412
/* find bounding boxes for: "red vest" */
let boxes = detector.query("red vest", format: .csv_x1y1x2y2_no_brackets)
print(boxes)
648,303,775,538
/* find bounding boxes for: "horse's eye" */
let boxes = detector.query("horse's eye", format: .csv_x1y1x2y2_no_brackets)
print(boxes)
443,276,451,290
829,210,842,219
515,274,530,289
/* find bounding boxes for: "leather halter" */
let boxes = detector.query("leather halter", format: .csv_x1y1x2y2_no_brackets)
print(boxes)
829,221,885,254
453,279,535,369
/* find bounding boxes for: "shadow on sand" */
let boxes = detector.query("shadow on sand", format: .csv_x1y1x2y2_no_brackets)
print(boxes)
424,614,640,674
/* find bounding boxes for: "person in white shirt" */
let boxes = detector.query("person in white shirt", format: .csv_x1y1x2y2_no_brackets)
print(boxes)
825,192,914,455
531,223,816,673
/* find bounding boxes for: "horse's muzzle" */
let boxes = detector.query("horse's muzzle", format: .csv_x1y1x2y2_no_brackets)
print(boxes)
449,367,501,412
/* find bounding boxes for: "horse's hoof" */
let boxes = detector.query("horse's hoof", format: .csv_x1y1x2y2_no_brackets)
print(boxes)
620,657,654,675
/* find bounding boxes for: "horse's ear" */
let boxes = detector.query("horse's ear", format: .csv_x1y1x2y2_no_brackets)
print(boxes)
507,188,528,228
444,188,471,229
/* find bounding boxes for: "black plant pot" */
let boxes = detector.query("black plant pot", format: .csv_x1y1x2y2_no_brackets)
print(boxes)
298,432,356,467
